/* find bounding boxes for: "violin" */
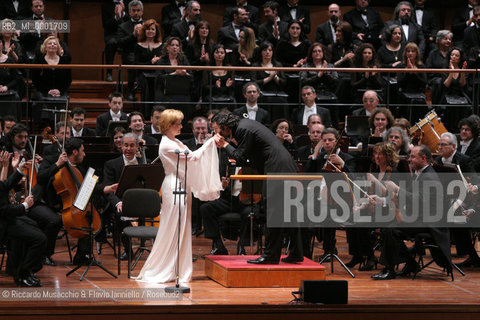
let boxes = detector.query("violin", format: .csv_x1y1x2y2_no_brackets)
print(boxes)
43,127,102,238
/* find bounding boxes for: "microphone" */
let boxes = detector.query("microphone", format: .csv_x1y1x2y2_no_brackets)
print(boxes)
139,140,144,147
175,149,181,154
183,150,190,155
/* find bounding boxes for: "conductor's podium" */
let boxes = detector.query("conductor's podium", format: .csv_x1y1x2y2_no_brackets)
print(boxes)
205,255,326,288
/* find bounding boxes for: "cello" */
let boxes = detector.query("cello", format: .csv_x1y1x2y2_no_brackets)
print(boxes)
44,127,102,238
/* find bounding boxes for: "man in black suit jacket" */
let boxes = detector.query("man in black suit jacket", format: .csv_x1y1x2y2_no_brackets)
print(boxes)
463,6,480,56
458,117,480,172
278,0,311,35
161,0,186,39
70,107,96,137
144,105,164,141
435,132,476,174
101,0,130,81
297,123,324,161
371,145,452,280
103,133,147,258
116,0,144,100
218,7,253,51
0,0,31,19
96,92,129,136
291,86,332,127
316,3,342,47
383,2,426,55
0,156,46,287
232,82,270,125
213,112,302,264
343,0,383,48
413,0,437,54
351,90,379,116
19,0,51,60
258,1,289,47
223,0,260,33
170,0,201,46
42,122,71,158
452,0,479,46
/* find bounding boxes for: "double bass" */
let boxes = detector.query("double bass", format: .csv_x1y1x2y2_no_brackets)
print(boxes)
44,127,101,238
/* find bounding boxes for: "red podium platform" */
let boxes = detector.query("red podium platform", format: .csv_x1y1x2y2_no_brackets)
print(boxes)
205,255,326,288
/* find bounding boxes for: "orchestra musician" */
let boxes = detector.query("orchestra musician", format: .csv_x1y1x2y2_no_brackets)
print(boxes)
96,92,128,137
103,132,148,260
127,111,158,145
370,145,452,280
43,122,71,158
0,151,47,287
297,123,325,161
69,107,96,137
304,127,356,261
457,117,480,172
385,126,411,156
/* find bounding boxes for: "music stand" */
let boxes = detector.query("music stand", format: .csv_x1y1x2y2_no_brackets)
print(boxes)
115,164,165,275
106,120,128,137
66,168,118,281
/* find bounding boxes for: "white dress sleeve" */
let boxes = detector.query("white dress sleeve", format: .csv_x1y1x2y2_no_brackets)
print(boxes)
187,138,222,201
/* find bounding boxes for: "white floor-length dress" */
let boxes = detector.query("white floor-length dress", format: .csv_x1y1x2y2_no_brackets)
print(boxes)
135,136,221,283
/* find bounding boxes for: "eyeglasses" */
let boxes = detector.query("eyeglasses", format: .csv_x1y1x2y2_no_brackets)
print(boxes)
437,142,451,147
363,98,375,103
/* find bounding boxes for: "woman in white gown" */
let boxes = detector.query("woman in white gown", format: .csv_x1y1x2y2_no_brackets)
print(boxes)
135,109,221,283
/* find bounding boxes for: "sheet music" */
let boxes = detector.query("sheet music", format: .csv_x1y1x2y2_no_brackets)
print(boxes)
74,167,98,211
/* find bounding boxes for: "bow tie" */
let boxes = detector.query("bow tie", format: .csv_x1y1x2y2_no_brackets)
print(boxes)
247,105,258,112
289,5,297,9
233,24,242,29
177,2,186,7
359,9,367,15
132,19,143,25
415,6,424,10
33,16,43,20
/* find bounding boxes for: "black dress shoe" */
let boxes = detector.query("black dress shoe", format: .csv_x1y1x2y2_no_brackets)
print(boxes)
43,256,56,266
345,255,364,268
237,244,246,255
28,273,40,284
396,262,420,277
456,256,480,268
359,257,378,271
15,276,41,287
371,269,396,280
26,275,42,287
247,256,279,265
281,256,304,263
209,247,228,255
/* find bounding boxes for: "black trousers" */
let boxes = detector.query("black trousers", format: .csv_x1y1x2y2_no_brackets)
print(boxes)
6,216,47,277
28,204,63,257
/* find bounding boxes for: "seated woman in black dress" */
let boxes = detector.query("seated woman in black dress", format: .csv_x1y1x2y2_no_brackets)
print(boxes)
275,20,311,68
184,21,215,101
134,19,163,107
351,43,384,103
202,44,235,106
397,42,428,121
252,41,287,120
0,39,23,119
425,30,452,105
32,36,71,126
328,22,356,104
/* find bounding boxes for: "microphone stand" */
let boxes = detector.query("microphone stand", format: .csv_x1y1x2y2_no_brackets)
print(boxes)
165,150,190,294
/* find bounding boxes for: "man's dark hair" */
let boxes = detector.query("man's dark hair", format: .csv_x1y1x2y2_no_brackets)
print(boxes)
55,121,71,133
64,138,83,156
263,1,279,12
417,144,432,163
321,127,340,140
459,117,479,139
108,91,123,102
3,115,17,123
242,81,261,95
127,111,145,126
71,107,87,118
9,123,28,139
211,112,241,132
152,105,166,114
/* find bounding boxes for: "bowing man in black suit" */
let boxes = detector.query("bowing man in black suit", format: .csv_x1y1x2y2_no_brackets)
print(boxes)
127,111,158,145
383,2,426,56
278,0,311,35
316,3,342,47
213,112,302,264
258,1,289,47
96,92,129,136
161,0,186,39
0,152,46,287
370,145,452,280
170,0,201,46
103,133,147,259
223,0,260,33
343,0,383,48
232,82,271,125
291,85,333,127
70,108,96,138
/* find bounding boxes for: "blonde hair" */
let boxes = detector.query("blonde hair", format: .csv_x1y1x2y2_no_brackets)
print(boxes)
159,109,184,133
40,36,62,55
